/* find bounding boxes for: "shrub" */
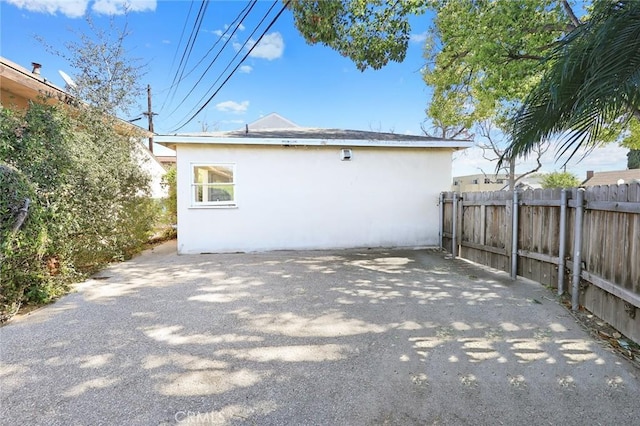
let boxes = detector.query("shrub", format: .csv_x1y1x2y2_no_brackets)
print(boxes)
0,163,54,320
540,171,581,189
0,101,156,320
159,165,177,239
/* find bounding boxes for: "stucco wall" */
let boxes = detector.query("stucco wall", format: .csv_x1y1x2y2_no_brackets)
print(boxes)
176,144,453,253
132,140,168,199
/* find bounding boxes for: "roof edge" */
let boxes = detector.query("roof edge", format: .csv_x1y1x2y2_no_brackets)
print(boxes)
155,135,473,150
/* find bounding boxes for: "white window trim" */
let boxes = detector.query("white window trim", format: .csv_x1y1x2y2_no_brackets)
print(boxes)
190,163,237,208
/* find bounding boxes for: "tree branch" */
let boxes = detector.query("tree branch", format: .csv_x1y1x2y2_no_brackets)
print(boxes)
505,52,545,61
562,0,581,28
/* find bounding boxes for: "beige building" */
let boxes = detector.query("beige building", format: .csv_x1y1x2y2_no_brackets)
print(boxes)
583,169,640,186
452,173,510,192
1,57,167,198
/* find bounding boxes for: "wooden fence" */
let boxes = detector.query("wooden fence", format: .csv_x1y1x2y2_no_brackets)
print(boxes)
440,183,640,344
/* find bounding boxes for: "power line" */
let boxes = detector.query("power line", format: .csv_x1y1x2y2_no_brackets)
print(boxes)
158,0,196,114
181,1,254,83
160,0,209,113
168,0,195,77
167,0,258,116
172,0,290,131
173,0,210,92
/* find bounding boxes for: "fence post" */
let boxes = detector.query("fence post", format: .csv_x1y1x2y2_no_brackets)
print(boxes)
452,192,458,257
557,189,568,295
571,188,585,311
439,192,444,250
510,190,519,280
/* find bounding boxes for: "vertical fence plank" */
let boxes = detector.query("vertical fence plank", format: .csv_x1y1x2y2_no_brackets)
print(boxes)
558,189,568,295
571,188,586,311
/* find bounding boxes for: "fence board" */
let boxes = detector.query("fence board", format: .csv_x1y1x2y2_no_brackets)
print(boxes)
441,183,640,344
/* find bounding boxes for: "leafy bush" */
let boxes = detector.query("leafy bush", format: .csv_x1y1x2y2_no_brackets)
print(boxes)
541,171,581,189
159,165,177,239
0,163,53,320
0,101,156,320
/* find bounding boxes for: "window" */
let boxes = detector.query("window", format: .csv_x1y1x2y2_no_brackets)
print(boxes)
471,179,479,184
484,178,491,184
453,180,459,186
192,164,236,207
496,179,504,184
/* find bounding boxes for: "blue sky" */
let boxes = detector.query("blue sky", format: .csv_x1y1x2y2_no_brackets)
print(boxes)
0,0,630,176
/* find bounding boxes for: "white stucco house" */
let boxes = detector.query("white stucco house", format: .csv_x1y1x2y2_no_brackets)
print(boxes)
156,113,471,254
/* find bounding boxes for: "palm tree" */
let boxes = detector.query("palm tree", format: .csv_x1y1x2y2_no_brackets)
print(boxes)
503,0,640,165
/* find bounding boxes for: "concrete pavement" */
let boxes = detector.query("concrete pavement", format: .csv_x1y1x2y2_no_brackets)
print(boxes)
1,240,638,425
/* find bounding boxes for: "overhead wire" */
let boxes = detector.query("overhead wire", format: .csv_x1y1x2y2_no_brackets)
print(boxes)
160,0,210,113
158,0,197,114
167,0,258,116
180,1,254,82
171,0,290,132
167,0,195,81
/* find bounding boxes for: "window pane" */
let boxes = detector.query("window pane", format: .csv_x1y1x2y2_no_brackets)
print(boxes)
192,165,236,205
207,185,233,201
193,165,233,183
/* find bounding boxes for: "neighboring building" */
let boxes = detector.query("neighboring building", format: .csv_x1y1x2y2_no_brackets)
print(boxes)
510,177,544,191
0,57,167,198
156,156,177,169
452,173,546,192
583,169,640,186
1,58,69,109
156,114,472,254
452,173,510,192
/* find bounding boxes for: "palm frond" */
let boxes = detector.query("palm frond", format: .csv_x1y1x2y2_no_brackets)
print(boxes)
505,0,640,166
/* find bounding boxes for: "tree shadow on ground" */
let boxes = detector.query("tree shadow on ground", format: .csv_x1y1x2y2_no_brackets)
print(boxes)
1,242,639,425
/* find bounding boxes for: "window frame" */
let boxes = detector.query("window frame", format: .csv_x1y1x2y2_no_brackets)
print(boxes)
190,163,237,208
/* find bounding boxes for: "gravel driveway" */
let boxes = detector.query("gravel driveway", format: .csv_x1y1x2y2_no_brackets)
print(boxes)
1,241,639,425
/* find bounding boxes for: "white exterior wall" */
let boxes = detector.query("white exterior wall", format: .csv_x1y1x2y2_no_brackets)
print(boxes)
132,140,168,199
176,144,453,253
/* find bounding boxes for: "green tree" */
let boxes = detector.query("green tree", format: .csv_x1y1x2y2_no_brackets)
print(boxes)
628,150,640,169
423,0,574,131
290,0,576,127
540,171,581,189
422,0,578,188
40,14,145,116
289,1,580,189
507,0,640,163
288,0,427,71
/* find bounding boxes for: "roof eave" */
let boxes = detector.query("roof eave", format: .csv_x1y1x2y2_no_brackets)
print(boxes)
155,135,473,150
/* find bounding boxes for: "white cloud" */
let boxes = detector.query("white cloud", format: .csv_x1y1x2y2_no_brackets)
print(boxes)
5,0,156,17
239,65,252,74
410,31,428,44
92,0,156,15
215,100,249,114
212,29,224,37
162,39,171,44
5,0,89,18
248,32,284,60
238,23,245,31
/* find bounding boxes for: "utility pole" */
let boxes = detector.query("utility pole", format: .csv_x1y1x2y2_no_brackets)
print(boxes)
143,84,157,153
